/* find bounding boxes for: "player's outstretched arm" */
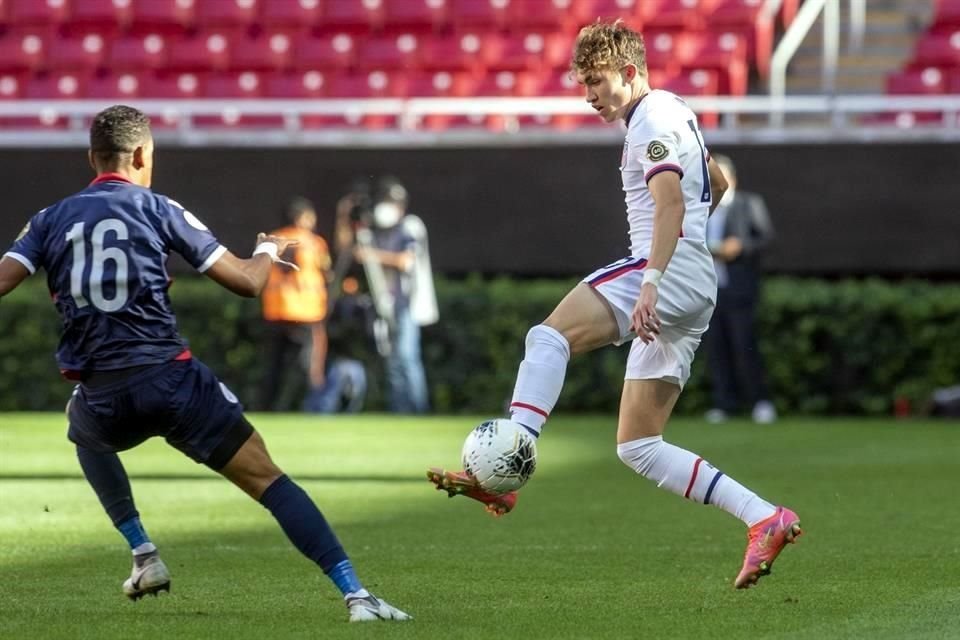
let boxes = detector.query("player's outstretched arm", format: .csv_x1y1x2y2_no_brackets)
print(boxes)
707,156,728,215
204,234,298,298
0,256,31,298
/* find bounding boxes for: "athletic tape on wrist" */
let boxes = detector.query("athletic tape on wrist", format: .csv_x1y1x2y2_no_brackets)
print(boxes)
642,268,663,287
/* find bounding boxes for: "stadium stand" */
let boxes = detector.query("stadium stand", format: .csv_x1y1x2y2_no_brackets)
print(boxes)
0,0,798,131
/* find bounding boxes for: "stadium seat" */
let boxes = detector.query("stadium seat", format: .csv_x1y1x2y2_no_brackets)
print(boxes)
356,33,422,70
321,0,386,32
661,68,719,126
140,71,206,98
487,32,569,71
0,32,46,73
198,71,286,128
707,0,774,76
308,70,406,129
913,31,960,67
229,32,294,71
25,72,86,98
452,0,512,30
407,70,476,130
886,67,946,95
644,29,696,75
68,0,132,30
578,0,643,24
417,33,486,72
166,32,232,72
46,34,108,72
539,67,580,95
641,0,710,31
933,0,960,29
195,0,260,28
684,30,748,94
8,0,69,26
130,0,195,33
383,0,450,31
265,70,329,97
108,34,169,71
509,0,589,31
294,32,357,70
86,72,143,99
0,74,25,100
259,0,322,29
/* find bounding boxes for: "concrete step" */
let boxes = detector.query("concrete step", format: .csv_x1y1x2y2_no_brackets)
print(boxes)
786,74,886,94
790,53,910,73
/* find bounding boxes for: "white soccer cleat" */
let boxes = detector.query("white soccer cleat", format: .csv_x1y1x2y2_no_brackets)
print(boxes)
122,555,171,601
346,593,412,622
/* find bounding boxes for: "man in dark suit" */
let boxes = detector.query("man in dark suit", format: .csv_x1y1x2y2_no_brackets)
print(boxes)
704,155,777,424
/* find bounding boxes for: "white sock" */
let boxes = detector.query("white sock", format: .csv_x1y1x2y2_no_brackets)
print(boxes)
617,436,777,527
508,325,570,436
132,542,156,556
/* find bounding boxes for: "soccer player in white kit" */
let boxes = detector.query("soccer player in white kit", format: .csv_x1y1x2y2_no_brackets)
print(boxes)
428,20,802,589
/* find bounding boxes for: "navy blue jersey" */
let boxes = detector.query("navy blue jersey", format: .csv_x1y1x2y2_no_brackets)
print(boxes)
3,174,226,374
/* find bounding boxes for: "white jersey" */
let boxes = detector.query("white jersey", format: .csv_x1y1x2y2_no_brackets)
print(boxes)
619,90,717,301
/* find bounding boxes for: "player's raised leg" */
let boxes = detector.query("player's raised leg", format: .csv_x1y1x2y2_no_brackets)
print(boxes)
219,429,410,621
76,446,171,600
428,283,619,514
615,376,801,589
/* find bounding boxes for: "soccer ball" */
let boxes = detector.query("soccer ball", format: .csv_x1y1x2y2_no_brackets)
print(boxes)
461,419,538,494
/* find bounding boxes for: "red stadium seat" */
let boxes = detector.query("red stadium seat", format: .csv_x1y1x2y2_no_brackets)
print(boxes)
0,32,46,73
644,29,696,75
166,32,232,72
452,0,512,30
109,34,169,71
383,0,450,31
195,0,260,28
204,71,264,97
265,70,329,97
913,31,960,67
25,72,86,98
886,67,946,95
418,32,486,72
294,32,357,70
683,30,748,94
641,0,711,31
130,0,195,33
309,70,406,129
579,0,643,24
487,32,569,71
933,0,960,29
229,32,294,70
47,33,109,71
321,0,386,32
661,68,719,126
707,0,774,75
407,70,476,131
140,71,206,98
356,33,422,70
86,72,143,99
68,0,132,30
539,67,580,95
8,0,69,26
260,0,322,28
509,0,589,31
0,74,25,100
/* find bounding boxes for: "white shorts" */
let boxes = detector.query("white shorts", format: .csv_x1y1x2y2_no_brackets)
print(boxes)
583,252,715,388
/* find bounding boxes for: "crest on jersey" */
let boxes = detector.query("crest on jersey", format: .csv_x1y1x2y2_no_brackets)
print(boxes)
646,140,669,162
15,222,30,241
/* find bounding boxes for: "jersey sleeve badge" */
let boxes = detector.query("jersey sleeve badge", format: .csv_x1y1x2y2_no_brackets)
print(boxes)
646,140,669,162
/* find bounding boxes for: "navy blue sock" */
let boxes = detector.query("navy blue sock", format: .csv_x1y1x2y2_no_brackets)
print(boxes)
259,475,359,594
77,446,152,549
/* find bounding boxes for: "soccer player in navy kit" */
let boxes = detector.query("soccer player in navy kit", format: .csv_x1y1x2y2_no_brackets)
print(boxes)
0,106,409,622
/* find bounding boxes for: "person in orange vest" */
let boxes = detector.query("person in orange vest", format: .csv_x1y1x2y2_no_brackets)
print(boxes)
259,197,332,411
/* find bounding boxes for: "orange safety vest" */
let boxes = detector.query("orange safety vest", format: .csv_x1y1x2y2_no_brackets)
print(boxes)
261,226,331,323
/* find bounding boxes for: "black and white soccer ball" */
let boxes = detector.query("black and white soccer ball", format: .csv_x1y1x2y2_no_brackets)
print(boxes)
461,419,538,495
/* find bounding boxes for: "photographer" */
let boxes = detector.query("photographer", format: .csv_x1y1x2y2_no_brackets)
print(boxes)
334,176,437,414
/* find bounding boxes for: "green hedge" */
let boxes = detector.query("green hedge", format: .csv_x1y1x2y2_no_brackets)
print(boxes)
2,276,959,415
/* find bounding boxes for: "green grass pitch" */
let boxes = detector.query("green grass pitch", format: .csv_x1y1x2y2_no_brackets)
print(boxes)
2,413,959,639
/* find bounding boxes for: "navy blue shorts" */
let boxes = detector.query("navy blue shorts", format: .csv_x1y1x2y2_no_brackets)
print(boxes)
67,358,252,470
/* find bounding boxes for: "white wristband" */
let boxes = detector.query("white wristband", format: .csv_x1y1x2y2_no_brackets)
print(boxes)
253,241,279,261
642,268,663,287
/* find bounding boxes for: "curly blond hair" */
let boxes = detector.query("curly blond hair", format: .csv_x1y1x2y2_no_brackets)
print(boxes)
571,20,646,75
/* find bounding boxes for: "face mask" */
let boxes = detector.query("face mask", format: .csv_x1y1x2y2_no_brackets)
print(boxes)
373,202,402,228
719,187,736,207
